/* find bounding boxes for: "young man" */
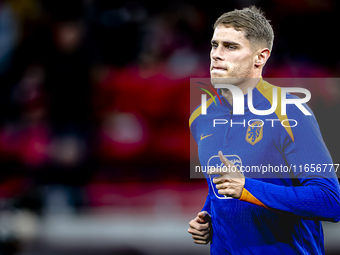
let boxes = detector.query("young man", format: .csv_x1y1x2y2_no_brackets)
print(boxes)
188,6,340,254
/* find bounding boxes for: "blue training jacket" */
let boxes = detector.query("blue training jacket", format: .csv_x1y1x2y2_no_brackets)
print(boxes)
189,78,340,255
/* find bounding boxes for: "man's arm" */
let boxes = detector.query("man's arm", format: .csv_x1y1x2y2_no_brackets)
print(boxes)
242,103,340,221
210,151,340,221
201,194,211,216
210,104,340,222
240,177,340,221
187,190,212,245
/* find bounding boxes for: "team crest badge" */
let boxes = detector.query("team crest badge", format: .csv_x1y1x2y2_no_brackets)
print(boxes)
246,121,263,145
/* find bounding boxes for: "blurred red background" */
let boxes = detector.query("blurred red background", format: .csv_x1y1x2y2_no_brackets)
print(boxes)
0,0,339,254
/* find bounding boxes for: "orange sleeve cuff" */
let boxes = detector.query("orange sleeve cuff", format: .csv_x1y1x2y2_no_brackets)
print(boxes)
239,188,269,209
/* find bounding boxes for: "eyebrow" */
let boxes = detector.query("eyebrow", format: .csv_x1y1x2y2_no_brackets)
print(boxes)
211,40,241,46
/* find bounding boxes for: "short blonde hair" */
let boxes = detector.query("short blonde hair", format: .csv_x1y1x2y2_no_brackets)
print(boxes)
214,6,274,51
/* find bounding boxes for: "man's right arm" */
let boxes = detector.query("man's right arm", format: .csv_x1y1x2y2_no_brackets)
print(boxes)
189,103,214,244
202,194,211,215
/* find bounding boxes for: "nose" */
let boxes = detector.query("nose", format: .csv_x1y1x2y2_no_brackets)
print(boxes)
211,46,224,61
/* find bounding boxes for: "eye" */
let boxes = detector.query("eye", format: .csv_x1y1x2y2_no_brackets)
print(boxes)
225,45,236,50
211,42,218,49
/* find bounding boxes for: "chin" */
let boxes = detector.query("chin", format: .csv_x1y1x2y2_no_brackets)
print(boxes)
211,76,245,86
211,77,228,86
211,72,225,82
211,72,228,81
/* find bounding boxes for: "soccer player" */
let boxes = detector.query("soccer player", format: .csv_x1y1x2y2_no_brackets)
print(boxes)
188,6,340,254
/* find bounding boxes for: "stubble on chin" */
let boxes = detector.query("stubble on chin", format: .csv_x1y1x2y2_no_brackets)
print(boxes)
210,76,246,87
210,64,253,88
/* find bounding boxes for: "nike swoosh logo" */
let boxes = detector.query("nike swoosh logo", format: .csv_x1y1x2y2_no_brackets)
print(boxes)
200,134,213,140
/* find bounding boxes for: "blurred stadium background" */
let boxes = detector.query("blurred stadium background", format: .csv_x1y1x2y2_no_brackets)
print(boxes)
0,0,339,254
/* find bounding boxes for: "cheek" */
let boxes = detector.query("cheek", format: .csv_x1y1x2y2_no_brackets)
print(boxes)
225,51,244,64
233,50,250,61
242,50,255,62
233,53,254,67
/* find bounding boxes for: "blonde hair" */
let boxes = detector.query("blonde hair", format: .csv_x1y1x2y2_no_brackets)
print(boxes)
214,6,274,51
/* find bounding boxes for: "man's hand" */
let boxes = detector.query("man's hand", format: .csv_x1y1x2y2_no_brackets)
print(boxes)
188,211,212,244
208,151,245,199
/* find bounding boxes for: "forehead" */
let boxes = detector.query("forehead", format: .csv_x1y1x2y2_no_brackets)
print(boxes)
212,25,249,46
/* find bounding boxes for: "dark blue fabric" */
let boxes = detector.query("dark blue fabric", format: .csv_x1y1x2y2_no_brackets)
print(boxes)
190,79,340,255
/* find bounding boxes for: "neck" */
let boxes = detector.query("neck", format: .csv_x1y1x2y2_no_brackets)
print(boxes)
221,77,261,106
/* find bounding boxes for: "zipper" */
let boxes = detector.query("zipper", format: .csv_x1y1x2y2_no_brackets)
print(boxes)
219,98,233,147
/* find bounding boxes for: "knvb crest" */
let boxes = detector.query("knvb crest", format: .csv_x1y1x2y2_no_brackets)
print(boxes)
246,121,263,145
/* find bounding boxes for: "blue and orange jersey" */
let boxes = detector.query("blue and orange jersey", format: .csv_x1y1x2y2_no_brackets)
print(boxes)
189,78,340,255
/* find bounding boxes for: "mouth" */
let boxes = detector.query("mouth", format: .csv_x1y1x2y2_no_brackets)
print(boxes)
211,66,227,72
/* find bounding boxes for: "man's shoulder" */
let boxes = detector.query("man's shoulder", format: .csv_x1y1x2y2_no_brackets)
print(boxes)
189,97,215,128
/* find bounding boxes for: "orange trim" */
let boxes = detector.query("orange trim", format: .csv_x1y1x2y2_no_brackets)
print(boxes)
256,79,294,142
189,98,214,128
239,188,269,209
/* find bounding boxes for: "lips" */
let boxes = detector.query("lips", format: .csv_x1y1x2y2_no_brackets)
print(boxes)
211,66,227,71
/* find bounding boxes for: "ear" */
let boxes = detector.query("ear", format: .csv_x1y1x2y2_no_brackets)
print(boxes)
254,48,271,68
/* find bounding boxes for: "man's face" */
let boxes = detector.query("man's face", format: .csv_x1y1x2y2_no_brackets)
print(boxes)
210,24,256,85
